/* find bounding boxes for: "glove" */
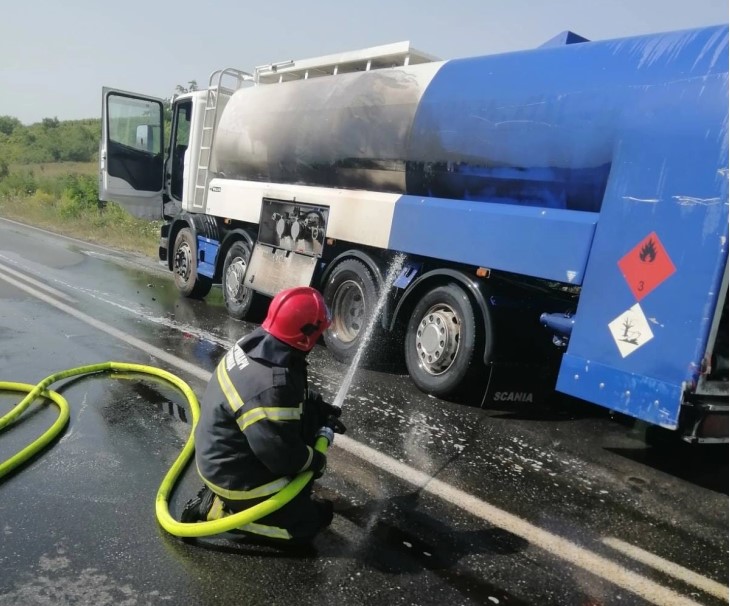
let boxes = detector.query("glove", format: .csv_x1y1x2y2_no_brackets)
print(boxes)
320,401,342,419
308,389,341,421
329,416,347,435
310,450,327,480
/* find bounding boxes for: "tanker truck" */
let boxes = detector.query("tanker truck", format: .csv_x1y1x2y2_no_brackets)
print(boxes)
99,25,728,442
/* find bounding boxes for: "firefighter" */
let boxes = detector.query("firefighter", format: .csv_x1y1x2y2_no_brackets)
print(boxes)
181,286,344,543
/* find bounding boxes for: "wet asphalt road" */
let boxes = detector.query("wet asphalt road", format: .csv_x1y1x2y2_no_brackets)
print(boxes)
0,217,727,606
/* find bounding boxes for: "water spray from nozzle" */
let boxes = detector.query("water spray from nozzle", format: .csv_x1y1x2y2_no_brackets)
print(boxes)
332,253,406,409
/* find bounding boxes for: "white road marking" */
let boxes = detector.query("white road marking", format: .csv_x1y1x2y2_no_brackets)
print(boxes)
0,240,228,350
603,537,729,601
0,256,77,303
0,266,717,606
0,217,152,260
58,283,232,349
0,267,206,382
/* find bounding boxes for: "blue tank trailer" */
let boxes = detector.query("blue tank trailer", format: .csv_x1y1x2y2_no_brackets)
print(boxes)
212,24,728,440
208,25,728,440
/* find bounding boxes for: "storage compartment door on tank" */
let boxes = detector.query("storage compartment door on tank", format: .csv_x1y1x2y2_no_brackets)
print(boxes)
244,199,329,296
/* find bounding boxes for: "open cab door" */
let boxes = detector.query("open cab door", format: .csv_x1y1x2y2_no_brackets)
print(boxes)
99,88,165,219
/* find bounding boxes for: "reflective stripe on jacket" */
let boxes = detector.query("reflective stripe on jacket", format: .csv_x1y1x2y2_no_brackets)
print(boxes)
194,327,319,499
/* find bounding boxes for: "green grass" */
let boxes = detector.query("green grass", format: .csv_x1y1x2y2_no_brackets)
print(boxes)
0,162,160,258
8,161,98,177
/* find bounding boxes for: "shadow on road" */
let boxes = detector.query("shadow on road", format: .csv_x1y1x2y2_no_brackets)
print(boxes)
605,441,729,495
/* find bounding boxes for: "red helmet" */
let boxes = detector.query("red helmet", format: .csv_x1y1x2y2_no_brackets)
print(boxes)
262,286,332,352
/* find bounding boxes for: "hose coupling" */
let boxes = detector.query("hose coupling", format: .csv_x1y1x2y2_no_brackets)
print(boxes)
315,426,335,445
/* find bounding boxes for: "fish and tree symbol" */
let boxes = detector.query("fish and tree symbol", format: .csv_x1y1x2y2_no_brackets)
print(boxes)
609,304,655,358
619,315,642,345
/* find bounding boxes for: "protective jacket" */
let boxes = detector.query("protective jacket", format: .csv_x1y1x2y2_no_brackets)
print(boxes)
195,327,325,505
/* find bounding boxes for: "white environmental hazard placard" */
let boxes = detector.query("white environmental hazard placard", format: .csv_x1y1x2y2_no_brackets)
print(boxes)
608,303,654,358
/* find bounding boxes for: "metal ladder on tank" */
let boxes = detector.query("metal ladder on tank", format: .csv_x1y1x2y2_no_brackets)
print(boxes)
192,68,253,210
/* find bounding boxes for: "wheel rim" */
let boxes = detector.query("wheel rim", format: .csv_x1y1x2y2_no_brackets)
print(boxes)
331,279,365,344
174,242,192,283
225,256,247,304
415,303,461,376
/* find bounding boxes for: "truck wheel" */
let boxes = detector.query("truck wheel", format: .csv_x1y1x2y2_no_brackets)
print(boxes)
323,258,379,362
173,228,212,299
404,282,482,398
222,240,257,320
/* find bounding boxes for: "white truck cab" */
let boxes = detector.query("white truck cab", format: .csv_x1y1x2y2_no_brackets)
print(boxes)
99,69,252,220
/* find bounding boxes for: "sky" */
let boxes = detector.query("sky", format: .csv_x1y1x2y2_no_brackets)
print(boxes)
0,0,727,125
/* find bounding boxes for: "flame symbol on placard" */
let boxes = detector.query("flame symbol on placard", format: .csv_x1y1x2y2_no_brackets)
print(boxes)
639,239,657,263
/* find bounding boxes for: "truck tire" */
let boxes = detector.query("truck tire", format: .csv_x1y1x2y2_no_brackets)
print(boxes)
173,228,212,299
222,240,258,320
404,282,482,398
323,258,379,362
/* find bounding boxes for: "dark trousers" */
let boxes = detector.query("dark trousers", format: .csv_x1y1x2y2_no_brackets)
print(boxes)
222,479,333,543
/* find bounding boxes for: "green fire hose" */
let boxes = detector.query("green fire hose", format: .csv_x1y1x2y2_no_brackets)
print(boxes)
0,361,331,538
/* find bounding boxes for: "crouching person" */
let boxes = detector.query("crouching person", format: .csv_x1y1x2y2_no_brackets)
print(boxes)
182,286,344,544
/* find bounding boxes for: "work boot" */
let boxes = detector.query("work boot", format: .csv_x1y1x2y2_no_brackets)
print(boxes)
315,498,334,528
180,486,216,523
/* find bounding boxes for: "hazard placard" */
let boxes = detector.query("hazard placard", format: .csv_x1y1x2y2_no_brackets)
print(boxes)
608,303,654,358
617,232,676,301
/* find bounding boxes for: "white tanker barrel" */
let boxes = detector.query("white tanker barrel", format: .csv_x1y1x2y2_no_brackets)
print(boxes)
210,54,612,214
211,65,440,193
211,29,723,215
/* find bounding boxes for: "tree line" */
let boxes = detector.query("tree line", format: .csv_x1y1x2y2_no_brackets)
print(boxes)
0,83,197,178
0,116,99,169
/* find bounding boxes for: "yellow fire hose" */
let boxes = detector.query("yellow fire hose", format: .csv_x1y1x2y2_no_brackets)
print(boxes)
0,362,330,538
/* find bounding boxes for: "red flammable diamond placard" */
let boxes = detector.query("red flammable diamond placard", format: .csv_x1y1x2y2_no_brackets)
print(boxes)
618,232,676,301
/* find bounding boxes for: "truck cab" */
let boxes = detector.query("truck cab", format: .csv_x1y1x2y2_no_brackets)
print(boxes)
99,70,251,221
